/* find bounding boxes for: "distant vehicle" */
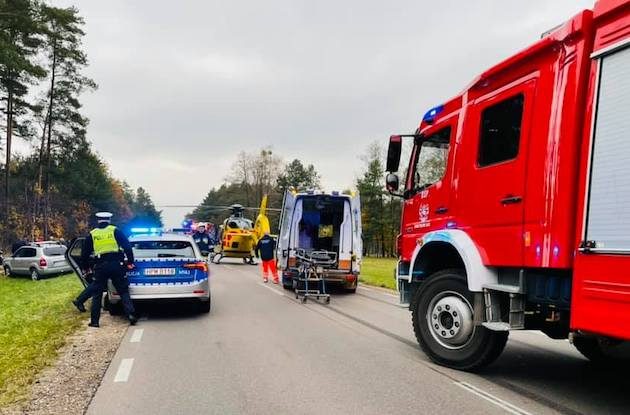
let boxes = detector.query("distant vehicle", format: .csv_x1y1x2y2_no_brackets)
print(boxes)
3,244,71,280
277,190,362,292
66,231,211,313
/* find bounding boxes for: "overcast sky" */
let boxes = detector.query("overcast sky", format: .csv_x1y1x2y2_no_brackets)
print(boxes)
51,0,594,227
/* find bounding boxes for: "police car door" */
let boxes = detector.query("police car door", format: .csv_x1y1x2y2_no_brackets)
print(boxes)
66,238,89,287
277,190,296,269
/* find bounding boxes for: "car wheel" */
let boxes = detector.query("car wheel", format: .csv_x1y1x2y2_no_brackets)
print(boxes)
411,268,508,371
105,295,123,316
3,265,12,277
30,268,40,281
198,296,211,313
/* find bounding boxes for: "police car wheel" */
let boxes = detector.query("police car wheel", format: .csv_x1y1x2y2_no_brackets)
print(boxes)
198,298,211,313
30,268,40,281
105,295,123,316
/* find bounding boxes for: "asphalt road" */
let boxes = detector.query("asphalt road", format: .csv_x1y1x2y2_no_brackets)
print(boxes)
87,261,630,415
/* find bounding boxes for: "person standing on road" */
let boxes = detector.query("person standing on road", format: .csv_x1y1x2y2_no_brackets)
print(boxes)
72,212,138,327
255,232,278,284
192,223,211,254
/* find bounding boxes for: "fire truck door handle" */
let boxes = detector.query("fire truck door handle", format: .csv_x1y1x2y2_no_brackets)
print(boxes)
435,206,448,214
500,195,522,205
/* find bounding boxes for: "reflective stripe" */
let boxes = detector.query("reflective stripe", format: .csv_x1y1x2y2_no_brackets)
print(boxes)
91,225,120,255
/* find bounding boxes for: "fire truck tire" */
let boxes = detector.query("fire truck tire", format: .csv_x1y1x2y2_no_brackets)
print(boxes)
573,336,630,364
411,269,508,371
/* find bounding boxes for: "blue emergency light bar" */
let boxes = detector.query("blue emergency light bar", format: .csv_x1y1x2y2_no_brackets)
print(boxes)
130,227,162,234
422,104,444,124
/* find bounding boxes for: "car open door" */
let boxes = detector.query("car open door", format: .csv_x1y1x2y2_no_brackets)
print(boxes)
66,238,88,287
350,192,362,273
277,190,296,270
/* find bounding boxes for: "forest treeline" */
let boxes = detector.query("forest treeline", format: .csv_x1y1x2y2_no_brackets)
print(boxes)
0,0,160,246
189,145,402,257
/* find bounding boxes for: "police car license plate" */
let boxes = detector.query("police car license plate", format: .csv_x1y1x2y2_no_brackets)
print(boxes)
145,268,176,276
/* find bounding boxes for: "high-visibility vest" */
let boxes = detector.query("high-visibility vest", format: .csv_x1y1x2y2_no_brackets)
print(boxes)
90,225,120,256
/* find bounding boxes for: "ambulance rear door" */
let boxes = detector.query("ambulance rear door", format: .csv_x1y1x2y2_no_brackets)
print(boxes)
350,192,362,274
277,190,296,270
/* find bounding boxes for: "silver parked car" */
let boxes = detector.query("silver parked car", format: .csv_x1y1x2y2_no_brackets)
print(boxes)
3,243,72,280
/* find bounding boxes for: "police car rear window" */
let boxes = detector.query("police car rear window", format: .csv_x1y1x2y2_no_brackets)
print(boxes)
43,246,67,256
131,241,196,258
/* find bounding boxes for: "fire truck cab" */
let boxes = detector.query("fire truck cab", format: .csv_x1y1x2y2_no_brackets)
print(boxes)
386,0,630,370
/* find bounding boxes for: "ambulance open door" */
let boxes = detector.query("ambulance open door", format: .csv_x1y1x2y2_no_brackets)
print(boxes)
277,190,296,270
350,192,362,274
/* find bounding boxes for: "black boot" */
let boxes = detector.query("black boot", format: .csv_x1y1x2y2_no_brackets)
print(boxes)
128,314,138,325
88,322,99,328
72,299,86,313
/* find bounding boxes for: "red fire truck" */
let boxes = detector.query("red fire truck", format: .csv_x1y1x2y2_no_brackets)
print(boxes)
386,0,630,370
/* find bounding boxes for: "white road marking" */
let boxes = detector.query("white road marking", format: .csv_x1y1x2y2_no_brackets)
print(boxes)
258,282,285,296
114,358,134,383
358,285,397,298
454,381,533,415
130,329,144,343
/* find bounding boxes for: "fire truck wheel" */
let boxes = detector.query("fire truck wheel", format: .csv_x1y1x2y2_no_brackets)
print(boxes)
573,336,630,365
411,269,508,371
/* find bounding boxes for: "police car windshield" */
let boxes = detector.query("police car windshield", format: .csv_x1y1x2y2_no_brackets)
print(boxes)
131,240,196,258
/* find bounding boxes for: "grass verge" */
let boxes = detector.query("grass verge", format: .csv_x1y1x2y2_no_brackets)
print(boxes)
0,272,84,407
360,257,397,291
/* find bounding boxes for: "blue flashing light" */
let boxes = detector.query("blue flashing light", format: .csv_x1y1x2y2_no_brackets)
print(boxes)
422,105,444,124
130,227,163,235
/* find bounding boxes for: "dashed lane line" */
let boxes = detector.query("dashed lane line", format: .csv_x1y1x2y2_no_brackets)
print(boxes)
130,329,144,343
113,358,134,383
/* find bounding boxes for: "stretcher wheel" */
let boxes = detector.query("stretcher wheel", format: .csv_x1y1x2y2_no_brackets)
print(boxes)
325,297,330,304
301,297,307,304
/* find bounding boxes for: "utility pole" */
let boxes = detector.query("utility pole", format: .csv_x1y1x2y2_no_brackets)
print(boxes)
4,91,14,223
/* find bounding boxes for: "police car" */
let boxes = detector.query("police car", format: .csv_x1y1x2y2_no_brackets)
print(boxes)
67,229,211,314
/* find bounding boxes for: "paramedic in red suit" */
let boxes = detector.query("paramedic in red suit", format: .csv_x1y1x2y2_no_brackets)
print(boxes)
255,232,278,284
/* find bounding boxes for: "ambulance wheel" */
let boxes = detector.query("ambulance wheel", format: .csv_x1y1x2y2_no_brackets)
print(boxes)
411,269,508,371
105,295,123,316
573,336,630,365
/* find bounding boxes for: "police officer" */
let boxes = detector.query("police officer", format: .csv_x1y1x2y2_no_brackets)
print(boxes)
192,223,211,254
72,212,138,327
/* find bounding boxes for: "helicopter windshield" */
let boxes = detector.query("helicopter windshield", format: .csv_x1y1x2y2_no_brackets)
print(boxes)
227,217,253,230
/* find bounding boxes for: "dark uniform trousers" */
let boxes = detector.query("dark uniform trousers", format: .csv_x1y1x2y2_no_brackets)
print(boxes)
77,259,135,324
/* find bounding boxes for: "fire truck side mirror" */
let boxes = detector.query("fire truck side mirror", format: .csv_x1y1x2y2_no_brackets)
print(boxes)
386,135,402,172
386,173,400,193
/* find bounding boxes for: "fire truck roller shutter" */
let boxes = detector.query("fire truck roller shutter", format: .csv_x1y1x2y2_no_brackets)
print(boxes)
408,229,498,292
585,45,630,252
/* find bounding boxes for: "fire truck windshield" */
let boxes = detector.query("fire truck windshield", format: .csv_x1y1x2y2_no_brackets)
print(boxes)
411,127,451,191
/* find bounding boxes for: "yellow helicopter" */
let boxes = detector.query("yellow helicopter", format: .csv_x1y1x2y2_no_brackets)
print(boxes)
211,196,272,264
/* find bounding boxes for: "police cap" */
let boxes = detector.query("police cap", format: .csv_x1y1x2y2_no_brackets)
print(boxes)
95,212,113,222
